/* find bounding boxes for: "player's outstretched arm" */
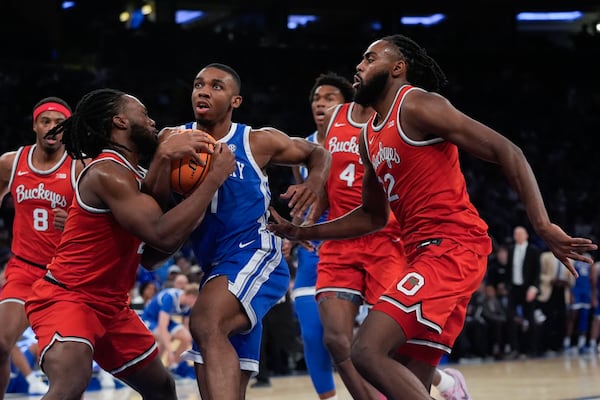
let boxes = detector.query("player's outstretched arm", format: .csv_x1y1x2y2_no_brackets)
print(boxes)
406,90,597,275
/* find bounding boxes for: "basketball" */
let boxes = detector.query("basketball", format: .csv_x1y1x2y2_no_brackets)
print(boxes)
170,135,213,196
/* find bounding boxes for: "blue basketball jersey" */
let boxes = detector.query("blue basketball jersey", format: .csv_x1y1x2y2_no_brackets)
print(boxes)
184,122,280,269
142,288,190,322
179,122,290,374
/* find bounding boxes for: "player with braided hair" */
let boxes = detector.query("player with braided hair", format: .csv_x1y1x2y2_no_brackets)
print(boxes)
268,33,597,399
24,88,235,400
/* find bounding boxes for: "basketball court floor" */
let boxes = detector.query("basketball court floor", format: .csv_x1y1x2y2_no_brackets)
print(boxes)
6,353,600,400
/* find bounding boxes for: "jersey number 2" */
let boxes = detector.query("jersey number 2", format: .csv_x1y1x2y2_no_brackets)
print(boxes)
379,173,399,202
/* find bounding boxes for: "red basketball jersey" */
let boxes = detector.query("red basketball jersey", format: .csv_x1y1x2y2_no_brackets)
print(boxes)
325,102,401,236
363,86,491,255
46,150,145,306
9,145,77,266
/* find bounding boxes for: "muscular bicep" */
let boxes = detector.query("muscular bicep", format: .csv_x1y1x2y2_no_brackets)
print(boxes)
253,128,321,167
82,164,170,249
405,91,517,164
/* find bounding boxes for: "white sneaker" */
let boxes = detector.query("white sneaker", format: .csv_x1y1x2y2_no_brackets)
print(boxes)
26,373,49,395
439,368,472,400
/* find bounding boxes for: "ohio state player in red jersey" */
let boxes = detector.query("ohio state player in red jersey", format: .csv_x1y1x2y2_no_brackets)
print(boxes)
317,98,465,400
0,97,87,397
268,34,597,400
25,88,234,400
314,100,405,400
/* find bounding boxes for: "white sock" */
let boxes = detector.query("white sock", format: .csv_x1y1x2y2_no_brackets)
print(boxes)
436,369,455,392
578,335,587,348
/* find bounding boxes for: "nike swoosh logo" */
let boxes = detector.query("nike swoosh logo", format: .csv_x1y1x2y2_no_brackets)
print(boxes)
239,240,255,249
368,136,375,144
17,171,28,176
334,123,346,128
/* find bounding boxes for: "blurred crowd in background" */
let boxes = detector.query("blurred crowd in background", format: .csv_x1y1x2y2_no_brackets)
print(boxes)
1,0,600,381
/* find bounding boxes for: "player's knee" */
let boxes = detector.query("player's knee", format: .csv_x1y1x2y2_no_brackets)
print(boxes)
46,368,90,399
351,340,374,374
56,380,89,399
137,373,176,400
0,333,21,359
189,321,226,348
0,343,12,361
322,331,351,361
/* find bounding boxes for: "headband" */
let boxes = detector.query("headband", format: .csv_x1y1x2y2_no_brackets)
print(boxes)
33,102,72,122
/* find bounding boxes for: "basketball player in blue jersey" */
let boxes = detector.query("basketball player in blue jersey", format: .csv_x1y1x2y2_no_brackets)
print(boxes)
141,284,198,371
174,63,331,400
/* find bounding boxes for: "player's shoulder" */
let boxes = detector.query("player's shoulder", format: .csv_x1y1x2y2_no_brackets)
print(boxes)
250,126,283,135
403,86,445,105
248,126,293,147
0,150,18,168
82,155,138,189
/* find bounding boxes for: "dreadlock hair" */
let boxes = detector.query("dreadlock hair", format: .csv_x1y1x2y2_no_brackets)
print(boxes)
381,34,448,93
45,88,129,160
308,72,355,103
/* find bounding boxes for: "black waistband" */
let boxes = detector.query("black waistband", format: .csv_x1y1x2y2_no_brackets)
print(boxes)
43,275,69,290
15,255,47,270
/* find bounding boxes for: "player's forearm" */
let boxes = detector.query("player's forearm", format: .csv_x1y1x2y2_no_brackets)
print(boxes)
303,147,331,189
142,148,172,210
298,205,384,241
500,145,551,232
150,174,220,252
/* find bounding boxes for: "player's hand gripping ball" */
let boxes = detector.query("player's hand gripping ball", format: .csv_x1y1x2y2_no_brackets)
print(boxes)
170,131,214,196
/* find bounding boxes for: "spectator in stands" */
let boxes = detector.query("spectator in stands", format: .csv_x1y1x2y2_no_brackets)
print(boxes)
537,251,574,354
507,226,542,357
141,283,199,377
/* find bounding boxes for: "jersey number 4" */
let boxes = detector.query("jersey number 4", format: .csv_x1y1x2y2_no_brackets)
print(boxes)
339,163,356,187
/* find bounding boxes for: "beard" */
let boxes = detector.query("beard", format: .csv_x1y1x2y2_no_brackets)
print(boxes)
131,123,158,158
354,71,388,106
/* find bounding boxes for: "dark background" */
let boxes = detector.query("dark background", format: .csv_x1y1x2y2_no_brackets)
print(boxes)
1,0,599,248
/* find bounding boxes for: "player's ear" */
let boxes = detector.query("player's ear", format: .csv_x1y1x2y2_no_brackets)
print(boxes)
112,114,128,129
391,59,406,78
231,95,243,110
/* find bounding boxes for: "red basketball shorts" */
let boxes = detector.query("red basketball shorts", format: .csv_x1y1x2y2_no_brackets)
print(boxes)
0,256,47,303
373,238,487,365
26,279,158,378
316,232,406,305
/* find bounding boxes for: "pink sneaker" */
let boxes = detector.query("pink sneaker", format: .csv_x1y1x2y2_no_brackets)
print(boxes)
439,368,472,400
